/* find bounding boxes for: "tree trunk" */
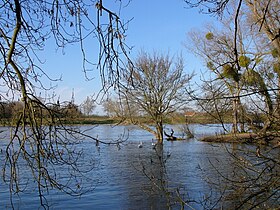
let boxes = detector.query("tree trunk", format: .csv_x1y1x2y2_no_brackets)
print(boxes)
232,97,239,133
247,0,280,121
237,97,245,132
156,120,164,144
277,66,280,118
259,88,274,133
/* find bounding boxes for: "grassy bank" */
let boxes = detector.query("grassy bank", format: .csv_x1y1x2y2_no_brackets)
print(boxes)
0,112,231,126
200,132,280,146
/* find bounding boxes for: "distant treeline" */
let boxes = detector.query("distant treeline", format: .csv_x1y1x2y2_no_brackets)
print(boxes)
0,100,264,126
0,100,82,125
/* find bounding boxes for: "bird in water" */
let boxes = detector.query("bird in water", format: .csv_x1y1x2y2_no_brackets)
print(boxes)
138,141,143,148
151,140,157,149
167,151,171,158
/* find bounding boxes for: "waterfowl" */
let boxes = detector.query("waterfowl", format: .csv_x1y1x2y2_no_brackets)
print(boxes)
167,151,171,158
138,142,143,148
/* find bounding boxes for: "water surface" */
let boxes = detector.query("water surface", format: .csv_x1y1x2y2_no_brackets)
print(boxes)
0,124,278,209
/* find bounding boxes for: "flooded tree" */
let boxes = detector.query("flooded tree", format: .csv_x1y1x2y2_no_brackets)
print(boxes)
120,52,192,144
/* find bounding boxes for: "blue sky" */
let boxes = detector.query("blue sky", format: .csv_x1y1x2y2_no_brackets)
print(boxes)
41,0,218,111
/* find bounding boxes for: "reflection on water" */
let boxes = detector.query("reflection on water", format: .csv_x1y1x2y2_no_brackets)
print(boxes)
0,124,279,209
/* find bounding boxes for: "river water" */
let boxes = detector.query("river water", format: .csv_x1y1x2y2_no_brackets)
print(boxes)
0,124,279,209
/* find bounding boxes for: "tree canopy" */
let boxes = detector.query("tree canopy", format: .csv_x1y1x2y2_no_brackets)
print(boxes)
120,52,192,143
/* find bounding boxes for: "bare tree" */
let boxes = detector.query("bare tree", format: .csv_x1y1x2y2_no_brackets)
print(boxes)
188,26,243,133
102,96,140,119
102,97,122,117
246,0,280,119
195,77,233,132
185,1,280,208
81,96,96,116
184,0,230,15
121,52,192,144
0,0,130,208
187,3,277,133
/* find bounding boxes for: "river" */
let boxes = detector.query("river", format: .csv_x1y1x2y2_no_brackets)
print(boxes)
0,124,279,209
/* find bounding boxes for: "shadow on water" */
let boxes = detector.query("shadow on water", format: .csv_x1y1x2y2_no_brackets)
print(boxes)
0,124,279,209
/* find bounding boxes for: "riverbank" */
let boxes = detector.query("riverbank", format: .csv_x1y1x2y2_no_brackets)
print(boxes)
200,132,280,146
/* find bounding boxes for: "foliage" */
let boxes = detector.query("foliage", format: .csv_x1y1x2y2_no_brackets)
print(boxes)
187,0,280,134
185,1,280,208
238,55,251,68
243,69,264,88
205,32,214,40
207,61,215,70
273,63,280,75
222,64,239,82
271,48,279,58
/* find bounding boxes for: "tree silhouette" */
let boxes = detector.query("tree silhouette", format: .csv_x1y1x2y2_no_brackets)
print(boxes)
0,0,129,207
120,52,192,144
